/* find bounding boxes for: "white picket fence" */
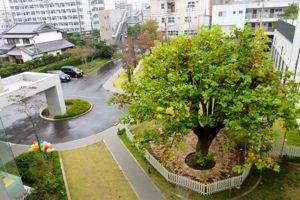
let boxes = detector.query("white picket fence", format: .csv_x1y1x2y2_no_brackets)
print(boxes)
124,125,252,195
272,141,300,157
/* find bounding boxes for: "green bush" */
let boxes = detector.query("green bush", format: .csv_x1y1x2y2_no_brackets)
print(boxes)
42,99,91,119
55,99,91,119
32,57,82,73
14,151,67,200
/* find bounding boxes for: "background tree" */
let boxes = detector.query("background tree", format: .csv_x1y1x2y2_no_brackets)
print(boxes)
65,32,87,46
279,3,299,20
111,26,299,172
95,40,114,59
65,46,96,66
121,53,138,83
138,20,162,53
137,32,154,53
127,24,141,56
9,86,44,152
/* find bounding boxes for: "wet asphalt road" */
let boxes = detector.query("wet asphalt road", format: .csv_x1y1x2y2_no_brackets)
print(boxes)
1,60,125,145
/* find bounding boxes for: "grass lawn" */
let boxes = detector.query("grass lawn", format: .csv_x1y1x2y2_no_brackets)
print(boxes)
273,120,300,146
113,64,145,89
113,70,128,89
77,58,108,74
61,143,137,200
42,99,91,119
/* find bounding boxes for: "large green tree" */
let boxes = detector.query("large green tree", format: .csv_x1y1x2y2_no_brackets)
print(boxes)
279,3,299,20
111,26,299,171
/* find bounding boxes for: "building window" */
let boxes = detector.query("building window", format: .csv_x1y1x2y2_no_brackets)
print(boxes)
185,16,191,22
187,1,195,8
7,38,20,44
218,11,226,17
161,18,165,23
23,38,30,44
239,10,243,14
168,30,178,36
184,30,196,36
161,3,164,9
167,2,175,12
168,17,175,23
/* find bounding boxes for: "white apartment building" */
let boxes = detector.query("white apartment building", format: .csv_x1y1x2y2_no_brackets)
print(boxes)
212,1,300,36
6,0,105,33
99,9,127,45
0,22,74,63
144,0,211,38
272,19,300,83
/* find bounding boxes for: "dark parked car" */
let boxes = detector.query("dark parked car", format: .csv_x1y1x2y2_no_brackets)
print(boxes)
47,70,71,82
61,66,83,78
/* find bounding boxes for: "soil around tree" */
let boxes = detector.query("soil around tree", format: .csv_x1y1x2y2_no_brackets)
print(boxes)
185,152,216,170
148,129,244,183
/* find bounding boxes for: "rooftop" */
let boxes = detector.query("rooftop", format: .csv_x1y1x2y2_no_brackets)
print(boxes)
2,22,59,35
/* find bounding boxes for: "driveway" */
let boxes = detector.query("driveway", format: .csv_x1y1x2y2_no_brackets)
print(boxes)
1,59,125,144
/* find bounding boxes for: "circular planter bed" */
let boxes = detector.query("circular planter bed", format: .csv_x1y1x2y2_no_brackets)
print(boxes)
40,99,92,121
148,130,244,183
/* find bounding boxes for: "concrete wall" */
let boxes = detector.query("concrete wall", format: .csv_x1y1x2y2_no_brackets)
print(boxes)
99,10,114,45
33,31,63,44
272,18,300,82
212,4,246,31
149,0,211,36
0,72,66,115
99,9,125,45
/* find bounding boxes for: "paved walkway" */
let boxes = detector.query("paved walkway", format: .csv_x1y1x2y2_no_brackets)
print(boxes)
10,125,165,200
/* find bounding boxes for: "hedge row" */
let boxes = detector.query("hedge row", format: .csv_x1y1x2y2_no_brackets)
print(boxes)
32,57,82,73
0,57,83,77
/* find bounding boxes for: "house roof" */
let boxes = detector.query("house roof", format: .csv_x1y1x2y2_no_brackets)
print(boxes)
2,39,74,57
2,22,59,35
35,39,74,53
0,44,15,51
6,48,22,56
2,34,35,39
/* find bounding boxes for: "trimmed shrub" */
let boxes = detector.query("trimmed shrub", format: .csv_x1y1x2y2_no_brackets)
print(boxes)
42,99,91,120
14,151,67,200
32,57,82,73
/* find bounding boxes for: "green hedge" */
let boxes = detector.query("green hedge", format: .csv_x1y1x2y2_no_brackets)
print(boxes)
14,151,67,200
32,57,82,73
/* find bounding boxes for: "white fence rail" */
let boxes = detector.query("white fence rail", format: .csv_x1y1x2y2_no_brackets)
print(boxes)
124,125,251,195
272,142,300,157
124,125,300,195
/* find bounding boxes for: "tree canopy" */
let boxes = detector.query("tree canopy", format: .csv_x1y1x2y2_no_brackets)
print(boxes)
279,3,299,20
111,26,300,172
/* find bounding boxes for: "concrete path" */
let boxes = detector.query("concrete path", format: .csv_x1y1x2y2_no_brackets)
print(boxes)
103,130,164,200
10,125,165,200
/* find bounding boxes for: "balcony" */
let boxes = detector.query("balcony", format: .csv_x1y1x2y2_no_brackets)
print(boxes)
246,13,280,19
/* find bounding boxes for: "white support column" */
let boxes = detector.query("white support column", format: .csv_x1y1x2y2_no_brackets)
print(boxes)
0,178,10,200
0,77,5,93
45,85,66,116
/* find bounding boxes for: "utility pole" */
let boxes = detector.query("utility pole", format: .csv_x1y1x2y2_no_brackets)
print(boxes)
45,0,52,24
88,0,94,32
259,0,265,28
2,0,9,29
75,0,82,34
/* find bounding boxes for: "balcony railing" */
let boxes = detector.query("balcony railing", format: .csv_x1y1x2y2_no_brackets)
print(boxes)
246,13,280,19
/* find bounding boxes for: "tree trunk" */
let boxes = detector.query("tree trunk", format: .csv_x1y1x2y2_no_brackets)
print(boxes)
127,67,131,82
193,124,223,157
